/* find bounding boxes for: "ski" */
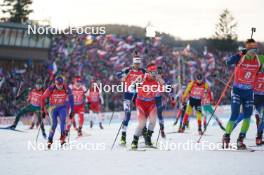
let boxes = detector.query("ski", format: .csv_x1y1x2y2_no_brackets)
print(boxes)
166,131,189,135
211,147,255,152
128,148,146,152
0,127,26,133
141,145,159,149
248,145,264,151
249,145,264,148
118,144,127,149
212,149,255,152
44,142,70,151
75,133,91,139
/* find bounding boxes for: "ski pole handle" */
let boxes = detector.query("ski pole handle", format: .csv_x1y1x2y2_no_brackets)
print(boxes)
251,27,256,39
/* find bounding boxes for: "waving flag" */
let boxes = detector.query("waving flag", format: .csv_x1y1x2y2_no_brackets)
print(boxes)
97,50,107,59
48,61,57,80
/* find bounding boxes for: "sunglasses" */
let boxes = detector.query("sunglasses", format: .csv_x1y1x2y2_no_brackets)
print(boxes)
55,81,63,86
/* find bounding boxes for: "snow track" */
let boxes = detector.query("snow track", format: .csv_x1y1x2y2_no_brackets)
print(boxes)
0,116,263,175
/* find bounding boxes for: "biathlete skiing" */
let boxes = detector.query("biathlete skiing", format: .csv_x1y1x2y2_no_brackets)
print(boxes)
41,75,74,149
7,79,47,138
120,54,145,145
180,74,211,135
66,76,87,136
131,64,162,149
222,39,261,149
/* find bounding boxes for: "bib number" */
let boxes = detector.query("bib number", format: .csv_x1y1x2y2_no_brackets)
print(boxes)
244,72,252,79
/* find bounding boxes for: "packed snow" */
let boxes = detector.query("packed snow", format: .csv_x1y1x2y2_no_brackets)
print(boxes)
0,107,263,175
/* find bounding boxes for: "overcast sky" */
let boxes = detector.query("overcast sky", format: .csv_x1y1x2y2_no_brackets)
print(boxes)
1,0,263,41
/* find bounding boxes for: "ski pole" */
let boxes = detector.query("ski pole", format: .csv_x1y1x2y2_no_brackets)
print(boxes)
111,123,123,150
212,114,226,131
212,116,225,131
202,111,225,131
35,118,44,143
174,108,182,126
156,129,161,147
156,96,168,144
67,117,74,143
214,77,232,89
251,27,256,39
16,82,22,98
67,127,71,143
197,71,234,143
109,111,115,125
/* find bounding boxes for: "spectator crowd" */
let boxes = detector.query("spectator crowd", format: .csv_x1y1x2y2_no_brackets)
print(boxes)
0,33,235,116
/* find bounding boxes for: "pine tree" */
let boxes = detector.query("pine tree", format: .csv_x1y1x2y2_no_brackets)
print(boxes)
214,9,237,40
1,0,33,23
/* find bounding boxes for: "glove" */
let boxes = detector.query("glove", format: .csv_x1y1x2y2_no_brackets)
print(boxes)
212,101,216,106
241,48,247,55
69,111,74,119
41,109,46,119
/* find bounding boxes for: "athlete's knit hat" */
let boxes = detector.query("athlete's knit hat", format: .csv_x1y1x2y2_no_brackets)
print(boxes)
55,75,64,85
133,57,141,64
147,64,157,72
74,76,82,82
196,73,203,81
36,79,43,85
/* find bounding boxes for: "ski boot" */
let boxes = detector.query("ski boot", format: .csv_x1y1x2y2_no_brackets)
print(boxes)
99,122,104,130
145,130,154,147
237,134,246,150
60,133,66,146
256,133,263,146
120,132,126,145
90,121,93,128
7,124,16,130
131,136,139,150
78,127,83,137
222,134,230,149
160,123,166,138
178,125,185,133
47,138,53,149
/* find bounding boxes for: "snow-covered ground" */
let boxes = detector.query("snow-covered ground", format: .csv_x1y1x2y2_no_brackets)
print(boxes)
0,109,263,175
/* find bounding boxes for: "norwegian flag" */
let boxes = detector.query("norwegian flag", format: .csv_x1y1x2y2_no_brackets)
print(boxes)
97,50,107,59
110,56,119,62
